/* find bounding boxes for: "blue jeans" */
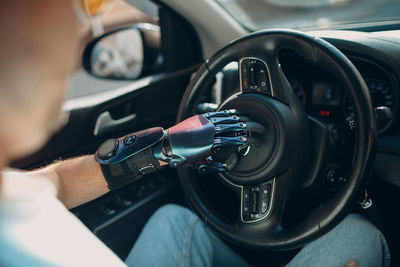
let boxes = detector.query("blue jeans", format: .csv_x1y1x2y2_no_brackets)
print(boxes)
126,204,390,267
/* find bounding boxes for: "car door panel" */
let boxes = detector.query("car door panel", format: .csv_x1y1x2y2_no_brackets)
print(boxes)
12,65,199,169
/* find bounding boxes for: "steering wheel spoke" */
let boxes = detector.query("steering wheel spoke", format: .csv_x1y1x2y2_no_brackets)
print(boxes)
234,167,296,229
301,115,357,190
239,56,274,96
267,54,300,105
240,179,275,223
238,49,297,108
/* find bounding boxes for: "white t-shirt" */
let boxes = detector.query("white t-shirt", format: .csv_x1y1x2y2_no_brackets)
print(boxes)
0,172,127,267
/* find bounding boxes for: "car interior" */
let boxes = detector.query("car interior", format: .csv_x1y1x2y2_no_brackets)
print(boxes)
11,0,400,266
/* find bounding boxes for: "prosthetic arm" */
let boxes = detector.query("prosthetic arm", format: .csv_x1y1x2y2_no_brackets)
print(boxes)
95,110,248,190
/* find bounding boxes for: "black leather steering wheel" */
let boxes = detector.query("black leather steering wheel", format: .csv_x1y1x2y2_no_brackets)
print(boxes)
176,29,376,250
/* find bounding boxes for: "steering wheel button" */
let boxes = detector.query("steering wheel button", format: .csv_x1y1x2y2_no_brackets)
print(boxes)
124,135,136,145
249,64,258,86
242,80,249,90
250,192,258,203
261,197,270,214
242,202,250,220
251,202,259,213
258,65,267,80
252,186,260,192
243,189,250,201
240,61,249,90
261,184,271,198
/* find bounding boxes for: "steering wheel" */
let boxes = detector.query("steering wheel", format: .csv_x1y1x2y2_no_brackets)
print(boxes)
176,29,376,250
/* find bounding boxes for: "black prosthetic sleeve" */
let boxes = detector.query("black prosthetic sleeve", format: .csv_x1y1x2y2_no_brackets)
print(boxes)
100,147,161,190
95,127,166,190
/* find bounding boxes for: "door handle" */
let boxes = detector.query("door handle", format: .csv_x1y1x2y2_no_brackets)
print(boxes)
93,111,136,136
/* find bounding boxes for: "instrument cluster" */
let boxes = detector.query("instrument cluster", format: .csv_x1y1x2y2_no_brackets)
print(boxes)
282,54,397,133
292,78,393,113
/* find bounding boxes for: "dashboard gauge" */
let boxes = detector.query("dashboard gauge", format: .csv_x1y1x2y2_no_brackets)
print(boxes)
367,79,393,109
291,80,307,105
344,78,393,131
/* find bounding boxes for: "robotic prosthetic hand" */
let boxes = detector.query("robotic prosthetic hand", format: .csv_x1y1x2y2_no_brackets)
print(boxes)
95,110,248,190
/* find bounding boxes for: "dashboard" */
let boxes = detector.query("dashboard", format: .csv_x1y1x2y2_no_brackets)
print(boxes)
280,51,398,133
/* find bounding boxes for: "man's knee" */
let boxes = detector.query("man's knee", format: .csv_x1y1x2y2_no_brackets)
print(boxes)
327,213,390,266
340,214,386,244
289,213,390,267
342,214,388,248
148,204,199,233
151,204,195,222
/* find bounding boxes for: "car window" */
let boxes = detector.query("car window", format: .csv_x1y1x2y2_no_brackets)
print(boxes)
215,0,400,31
67,0,159,100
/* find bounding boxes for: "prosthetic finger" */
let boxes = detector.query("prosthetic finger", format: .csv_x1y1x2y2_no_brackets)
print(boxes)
212,136,247,152
209,115,241,124
203,109,240,118
214,122,247,135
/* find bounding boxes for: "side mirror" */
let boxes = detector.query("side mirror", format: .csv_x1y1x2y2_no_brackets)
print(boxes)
82,23,162,80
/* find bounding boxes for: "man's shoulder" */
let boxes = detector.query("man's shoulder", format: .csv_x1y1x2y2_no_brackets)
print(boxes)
1,170,57,200
0,170,127,267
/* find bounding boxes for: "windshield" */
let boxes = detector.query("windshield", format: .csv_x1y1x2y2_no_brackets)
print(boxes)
215,0,400,31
